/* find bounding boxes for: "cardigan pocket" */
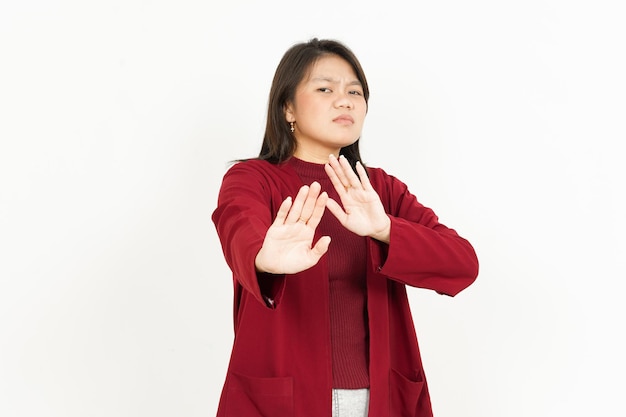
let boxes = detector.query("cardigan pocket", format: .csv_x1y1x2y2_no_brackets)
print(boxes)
389,368,424,417
224,371,294,417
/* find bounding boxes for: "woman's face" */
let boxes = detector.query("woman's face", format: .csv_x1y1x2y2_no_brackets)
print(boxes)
285,54,367,163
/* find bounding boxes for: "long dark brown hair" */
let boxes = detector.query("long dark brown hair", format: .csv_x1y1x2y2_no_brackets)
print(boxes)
258,38,370,169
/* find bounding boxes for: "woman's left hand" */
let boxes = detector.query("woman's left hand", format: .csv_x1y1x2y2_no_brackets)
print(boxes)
324,154,391,243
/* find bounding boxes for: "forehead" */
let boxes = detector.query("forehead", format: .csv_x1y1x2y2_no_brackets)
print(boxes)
303,54,359,82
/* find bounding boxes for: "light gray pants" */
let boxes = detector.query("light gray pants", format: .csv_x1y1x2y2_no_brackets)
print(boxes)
332,389,370,417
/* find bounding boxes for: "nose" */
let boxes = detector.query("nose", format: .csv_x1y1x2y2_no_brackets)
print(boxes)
334,92,353,109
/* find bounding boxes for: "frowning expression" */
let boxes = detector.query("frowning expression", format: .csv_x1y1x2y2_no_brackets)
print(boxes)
285,54,367,162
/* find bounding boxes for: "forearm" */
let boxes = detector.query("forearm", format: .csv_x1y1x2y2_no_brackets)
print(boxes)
373,217,479,295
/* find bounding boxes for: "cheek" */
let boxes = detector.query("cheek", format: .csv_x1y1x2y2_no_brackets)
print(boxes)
356,106,367,123
296,95,318,114
297,102,325,126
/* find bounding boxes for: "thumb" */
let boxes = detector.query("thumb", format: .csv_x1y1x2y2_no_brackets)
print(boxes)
325,198,347,226
311,236,331,258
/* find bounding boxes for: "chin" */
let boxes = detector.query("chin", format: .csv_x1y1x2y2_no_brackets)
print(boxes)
340,137,360,147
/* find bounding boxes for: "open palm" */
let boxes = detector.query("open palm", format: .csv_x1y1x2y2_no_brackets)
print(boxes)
324,154,391,242
255,182,331,274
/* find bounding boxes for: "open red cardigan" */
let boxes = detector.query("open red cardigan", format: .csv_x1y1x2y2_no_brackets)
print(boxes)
211,158,479,417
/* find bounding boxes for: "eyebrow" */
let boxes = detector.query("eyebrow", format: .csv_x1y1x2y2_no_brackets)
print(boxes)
310,76,362,86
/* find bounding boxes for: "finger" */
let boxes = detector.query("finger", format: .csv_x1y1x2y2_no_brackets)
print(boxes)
325,198,348,226
299,181,322,223
285,185,310,223
328,154,352,189
311,235,331,258
324,162,350,199
273,196,292,225
305,191,328,229
355,161,373,191
338,155,362,188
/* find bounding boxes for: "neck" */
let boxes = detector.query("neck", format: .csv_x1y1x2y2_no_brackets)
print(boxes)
293,147,340,164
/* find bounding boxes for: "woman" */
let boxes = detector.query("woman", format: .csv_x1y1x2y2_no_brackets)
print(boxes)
212,38,479,417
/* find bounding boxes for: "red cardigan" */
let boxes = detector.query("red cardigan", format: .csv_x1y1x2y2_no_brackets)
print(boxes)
211,158,479,417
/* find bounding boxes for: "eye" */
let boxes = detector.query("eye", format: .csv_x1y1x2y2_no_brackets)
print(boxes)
349,90,363,96
317,87,332,93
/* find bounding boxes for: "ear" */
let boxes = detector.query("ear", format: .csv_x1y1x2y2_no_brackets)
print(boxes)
284,102,295,123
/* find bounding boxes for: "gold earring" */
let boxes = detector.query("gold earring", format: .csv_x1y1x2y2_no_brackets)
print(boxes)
290,122,295,133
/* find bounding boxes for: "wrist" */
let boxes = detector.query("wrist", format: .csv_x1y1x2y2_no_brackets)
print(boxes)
254,248,271,273
370,216,391,244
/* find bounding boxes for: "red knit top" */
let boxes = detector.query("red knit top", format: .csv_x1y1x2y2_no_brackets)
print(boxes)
288,157,369,389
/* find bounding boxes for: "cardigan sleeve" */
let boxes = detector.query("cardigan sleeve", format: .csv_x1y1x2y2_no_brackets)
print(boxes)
368,168,479,296
211,162,286,309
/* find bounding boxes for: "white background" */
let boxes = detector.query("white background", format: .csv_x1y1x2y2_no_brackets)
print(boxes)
1,1,625,416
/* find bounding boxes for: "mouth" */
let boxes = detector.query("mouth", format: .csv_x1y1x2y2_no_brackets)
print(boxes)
333,115,354,125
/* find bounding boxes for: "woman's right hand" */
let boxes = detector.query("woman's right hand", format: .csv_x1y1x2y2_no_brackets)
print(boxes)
254,181,331,274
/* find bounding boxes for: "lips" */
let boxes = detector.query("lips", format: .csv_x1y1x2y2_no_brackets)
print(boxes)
333,115,354,124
